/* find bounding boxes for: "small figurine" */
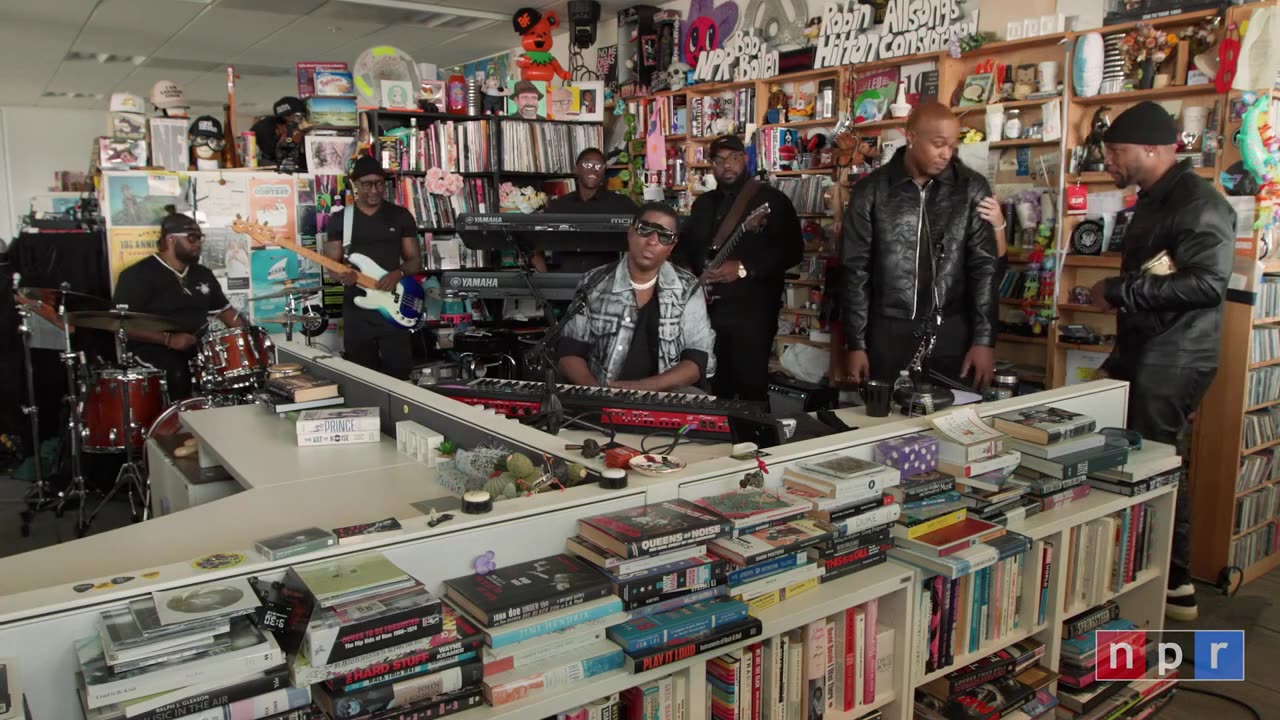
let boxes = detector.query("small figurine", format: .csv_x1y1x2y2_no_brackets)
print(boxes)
473,551,498,575
1082,106,1111,172
766,83,788,124
513,7,570,82
803,17,823,44
481,74,510,115
1071,286,1093,305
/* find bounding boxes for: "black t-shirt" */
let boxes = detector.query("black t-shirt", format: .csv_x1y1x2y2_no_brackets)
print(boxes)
112,255,230,377
542,189,637,273
617,297,660,381
328,202,418,327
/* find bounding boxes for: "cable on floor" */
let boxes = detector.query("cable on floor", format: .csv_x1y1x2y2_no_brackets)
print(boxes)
1176,687,1261,720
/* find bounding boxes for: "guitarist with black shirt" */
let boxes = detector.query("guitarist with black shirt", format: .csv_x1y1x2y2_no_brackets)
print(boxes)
680,136,803,402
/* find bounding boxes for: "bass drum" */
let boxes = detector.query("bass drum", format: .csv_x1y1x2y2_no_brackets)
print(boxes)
146,396,213,440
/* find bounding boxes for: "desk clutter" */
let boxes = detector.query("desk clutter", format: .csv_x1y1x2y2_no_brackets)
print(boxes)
41,399,1186,720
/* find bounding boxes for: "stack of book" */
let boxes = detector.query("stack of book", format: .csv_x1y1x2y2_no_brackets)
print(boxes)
1060,505,1159,614
1056,604,1178,719
570,500,751,672
927,409,1035,525
776,454,904,587
77,579,303,720
261,373,341,413
994,406,1128,511
294,407,381,447
281,553,482,720
914,638,1060,720
442,553,626,707
1087,441,1182,498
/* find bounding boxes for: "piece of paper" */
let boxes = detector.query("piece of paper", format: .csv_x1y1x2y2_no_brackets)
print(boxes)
957,142,993,187
930,406,1003,443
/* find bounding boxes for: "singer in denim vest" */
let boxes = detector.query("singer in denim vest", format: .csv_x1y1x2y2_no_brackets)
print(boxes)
560,205,716,390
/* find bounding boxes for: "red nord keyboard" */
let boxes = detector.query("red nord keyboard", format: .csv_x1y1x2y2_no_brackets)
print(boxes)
429,379,784,446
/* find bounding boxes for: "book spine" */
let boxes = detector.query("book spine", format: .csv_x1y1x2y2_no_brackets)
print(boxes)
315,603,445,665
319,662,481,720
1048,420,1098,444
88,643,285,710
127,667,291,720
484,628,606,676
1064,603,1120,639
363,687,485,720
485,585,612,628
862,598,878,705
823,620,836,715
222,686,311,720
836,504,902,536
624,580,727,612
329,650,477,693
486,600,624,649
608,602,749,654
844,607,859,712
624,619,763,673
296,417,380,435
484,647,624,707
895,477,956,502
613,561,727,604
897,508,966,536
296,430,380,446
726,551,803,586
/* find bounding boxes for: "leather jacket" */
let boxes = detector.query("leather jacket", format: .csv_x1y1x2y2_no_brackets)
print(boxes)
1102,160,1233,373
840,148,999,351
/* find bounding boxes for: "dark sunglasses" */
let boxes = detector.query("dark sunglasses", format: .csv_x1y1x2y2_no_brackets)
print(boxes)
633,219,678,246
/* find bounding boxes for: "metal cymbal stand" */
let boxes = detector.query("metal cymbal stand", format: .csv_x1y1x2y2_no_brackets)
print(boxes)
9,284,47,527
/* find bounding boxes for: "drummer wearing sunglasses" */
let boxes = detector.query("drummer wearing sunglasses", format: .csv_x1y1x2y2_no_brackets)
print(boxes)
559,204,716,392
112,207,245,400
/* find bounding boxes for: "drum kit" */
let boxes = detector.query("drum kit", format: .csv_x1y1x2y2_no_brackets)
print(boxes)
11,281,317,538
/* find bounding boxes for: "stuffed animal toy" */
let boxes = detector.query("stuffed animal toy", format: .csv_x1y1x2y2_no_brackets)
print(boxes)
1013,64,1036,100
513,8,570,82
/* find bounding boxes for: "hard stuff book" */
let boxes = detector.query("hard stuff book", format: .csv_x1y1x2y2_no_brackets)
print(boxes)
442,554,611,628
577,500,731,559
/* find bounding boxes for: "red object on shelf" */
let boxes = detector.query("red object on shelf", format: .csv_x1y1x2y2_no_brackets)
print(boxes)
446,74,468,115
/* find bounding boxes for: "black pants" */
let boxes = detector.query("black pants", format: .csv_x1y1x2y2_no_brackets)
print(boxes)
1113,364,1216,589
344,321,413,381
710,304,776,402
867,315,970,387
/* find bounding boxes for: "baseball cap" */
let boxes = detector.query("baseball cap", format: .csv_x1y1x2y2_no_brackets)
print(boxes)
709,135,746,156
150,80,188,109
189,115,223,139
350,155,388,179
273,96,305,118
160,206,200,236
109,92,146,113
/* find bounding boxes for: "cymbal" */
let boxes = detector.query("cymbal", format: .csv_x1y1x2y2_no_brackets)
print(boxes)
17,286,108,308
249,285,322,302
65,309,180,333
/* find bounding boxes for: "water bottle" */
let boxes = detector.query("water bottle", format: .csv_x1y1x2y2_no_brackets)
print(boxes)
892,370,913,413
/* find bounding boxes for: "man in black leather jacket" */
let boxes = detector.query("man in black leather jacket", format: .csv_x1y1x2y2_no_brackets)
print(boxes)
1088,101,1233,623
841,102,999,389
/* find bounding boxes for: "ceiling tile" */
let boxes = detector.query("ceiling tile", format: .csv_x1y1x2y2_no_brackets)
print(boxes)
48,61,140,92
161,7,300,63
72,0,209,56
215,0,327,14
234,16,386,66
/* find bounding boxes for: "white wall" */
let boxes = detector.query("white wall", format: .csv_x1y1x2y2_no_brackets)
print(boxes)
0,106,105,240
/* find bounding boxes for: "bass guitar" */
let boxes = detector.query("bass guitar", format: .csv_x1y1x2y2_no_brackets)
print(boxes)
701,203,771,303
231,217,426,330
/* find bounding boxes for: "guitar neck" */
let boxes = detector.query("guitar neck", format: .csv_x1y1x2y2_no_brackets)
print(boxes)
274,238,378,288
707,227,746,271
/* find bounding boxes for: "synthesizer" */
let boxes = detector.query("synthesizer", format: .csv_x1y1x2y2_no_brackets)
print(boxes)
455,213,635,233
429,378,786,446
439,271,581,301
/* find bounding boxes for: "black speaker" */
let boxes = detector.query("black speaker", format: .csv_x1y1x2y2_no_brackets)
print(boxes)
767,373,836,417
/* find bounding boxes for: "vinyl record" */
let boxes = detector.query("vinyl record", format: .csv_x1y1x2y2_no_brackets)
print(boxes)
165,585,245,615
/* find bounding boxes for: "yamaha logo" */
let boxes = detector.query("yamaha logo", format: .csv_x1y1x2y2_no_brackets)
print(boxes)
450,277,498,288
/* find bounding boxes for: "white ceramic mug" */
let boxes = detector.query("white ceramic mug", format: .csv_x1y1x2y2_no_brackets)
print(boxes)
1037,62,1059,93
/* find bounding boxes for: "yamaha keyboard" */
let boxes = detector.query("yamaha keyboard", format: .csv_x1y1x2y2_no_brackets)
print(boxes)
456,213,632,253
429,378,786,446
439,271,582,301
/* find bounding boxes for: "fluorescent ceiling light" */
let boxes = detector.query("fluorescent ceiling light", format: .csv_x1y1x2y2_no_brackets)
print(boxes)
337,0,508,22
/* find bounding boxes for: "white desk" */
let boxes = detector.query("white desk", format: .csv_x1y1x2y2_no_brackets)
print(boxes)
182,405,417,489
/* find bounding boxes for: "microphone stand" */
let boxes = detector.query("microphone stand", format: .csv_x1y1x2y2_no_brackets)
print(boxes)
522,265,617,437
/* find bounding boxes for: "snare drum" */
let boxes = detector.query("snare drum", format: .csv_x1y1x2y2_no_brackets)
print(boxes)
82,366,168,452
197,327,269,388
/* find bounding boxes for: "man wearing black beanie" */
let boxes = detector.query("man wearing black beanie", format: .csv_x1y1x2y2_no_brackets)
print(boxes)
1088,101,1233,622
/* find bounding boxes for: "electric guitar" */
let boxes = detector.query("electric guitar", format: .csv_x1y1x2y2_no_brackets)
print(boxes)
701,203,771,303
231,217,426,330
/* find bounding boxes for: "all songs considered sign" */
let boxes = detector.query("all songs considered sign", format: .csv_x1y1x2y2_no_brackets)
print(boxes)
813,0,978,68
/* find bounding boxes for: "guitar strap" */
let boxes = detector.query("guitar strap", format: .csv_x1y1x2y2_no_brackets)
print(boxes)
708,179,763,253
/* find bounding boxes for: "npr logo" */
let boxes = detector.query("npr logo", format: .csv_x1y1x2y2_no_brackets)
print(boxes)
1096,630,1245,681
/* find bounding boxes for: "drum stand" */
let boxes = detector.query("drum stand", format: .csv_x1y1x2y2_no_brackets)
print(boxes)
10,305,47,522
18,295,91,536
78,328,156,535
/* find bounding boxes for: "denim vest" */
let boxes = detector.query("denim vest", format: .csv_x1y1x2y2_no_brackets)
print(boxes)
563,258,717,386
